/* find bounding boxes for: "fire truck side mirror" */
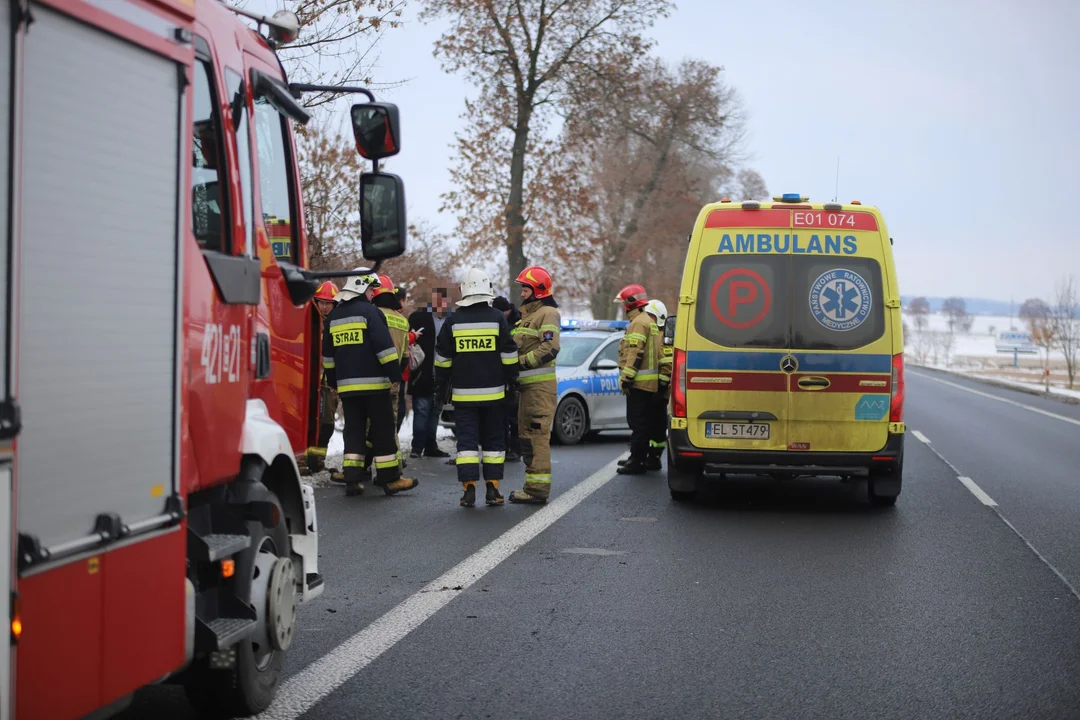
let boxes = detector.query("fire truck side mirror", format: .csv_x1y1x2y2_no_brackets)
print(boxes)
351,102,400,160
360,172,407,260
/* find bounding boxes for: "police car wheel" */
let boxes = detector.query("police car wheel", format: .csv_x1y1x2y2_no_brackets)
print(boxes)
553,396,588,446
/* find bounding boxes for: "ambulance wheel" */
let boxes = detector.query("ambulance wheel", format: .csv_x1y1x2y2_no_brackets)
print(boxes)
186,502,291,718
553,396,588,446
667,450,698,503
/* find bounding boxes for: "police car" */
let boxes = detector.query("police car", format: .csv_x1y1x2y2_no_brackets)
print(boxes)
439,319,630,444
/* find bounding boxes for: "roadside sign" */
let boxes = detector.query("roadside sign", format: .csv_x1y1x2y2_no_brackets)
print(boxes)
995,331,1038,354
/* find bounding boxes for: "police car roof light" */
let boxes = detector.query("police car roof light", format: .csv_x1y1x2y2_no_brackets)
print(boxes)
775,193,809,203
561,319,629,331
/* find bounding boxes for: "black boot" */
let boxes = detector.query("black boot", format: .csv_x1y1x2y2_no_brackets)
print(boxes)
343,466,365,496
485,481,504,506
460,482,477,507
617,457,648,475
646,451,663,471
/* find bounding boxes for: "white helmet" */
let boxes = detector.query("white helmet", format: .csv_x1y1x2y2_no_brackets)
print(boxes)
644,299,668,326
456,267,495,307
336,270,380,302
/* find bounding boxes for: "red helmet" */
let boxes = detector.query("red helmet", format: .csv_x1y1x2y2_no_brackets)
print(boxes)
613,284,648,310
516,266,553,299
314,281,339,301
371,273,396,298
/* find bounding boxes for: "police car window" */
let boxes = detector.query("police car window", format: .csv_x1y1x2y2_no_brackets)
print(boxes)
556,336,602,367
253,96,297,264
597,338,620,365
790,257,885,351
191,59,227,252
694,255,788,348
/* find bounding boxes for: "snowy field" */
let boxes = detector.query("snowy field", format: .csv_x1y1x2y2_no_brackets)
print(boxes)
902,312,1078,399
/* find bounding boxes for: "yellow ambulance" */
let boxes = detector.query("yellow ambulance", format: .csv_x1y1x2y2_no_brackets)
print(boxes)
666,194,905,506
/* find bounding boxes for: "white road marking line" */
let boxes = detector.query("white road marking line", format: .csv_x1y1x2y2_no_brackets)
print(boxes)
912,430,931,444
910,371,1080,427
256,457,624,720
957,476,997,507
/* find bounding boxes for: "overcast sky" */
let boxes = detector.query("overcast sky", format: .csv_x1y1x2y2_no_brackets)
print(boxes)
267,0,1080,302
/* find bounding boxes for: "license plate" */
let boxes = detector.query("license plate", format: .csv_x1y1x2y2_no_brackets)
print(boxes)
706,422,770,439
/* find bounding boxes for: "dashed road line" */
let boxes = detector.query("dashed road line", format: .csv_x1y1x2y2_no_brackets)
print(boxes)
256,457,624,720
912,428,1079,603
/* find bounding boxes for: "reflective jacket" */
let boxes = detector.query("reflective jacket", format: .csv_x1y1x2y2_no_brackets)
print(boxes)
379,306,410,374
322,296,402,396
618,308,659,392
434,304,519,404
514,298,561,387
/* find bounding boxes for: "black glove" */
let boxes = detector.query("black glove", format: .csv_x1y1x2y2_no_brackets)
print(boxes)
506,381,520,406
620,378,633,396
433,380,450,409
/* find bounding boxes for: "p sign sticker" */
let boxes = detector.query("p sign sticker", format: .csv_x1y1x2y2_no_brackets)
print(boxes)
710,268,772,329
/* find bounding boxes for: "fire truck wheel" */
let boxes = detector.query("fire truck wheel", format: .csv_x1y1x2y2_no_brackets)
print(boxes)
186,504,291,718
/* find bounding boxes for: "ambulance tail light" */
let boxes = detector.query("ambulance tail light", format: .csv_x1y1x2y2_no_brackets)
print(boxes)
890,353,905,422
673,349,687,418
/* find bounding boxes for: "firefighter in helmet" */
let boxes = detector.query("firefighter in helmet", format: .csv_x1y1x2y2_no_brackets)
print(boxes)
507,266,561,504
301,281,344,482
644,299,670,471
433,268,519,507
365,273,410,471
322,271,418,497
614,284,661,475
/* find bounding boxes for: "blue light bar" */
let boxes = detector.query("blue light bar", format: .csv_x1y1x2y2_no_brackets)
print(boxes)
561,319,629,331
776,193,809,203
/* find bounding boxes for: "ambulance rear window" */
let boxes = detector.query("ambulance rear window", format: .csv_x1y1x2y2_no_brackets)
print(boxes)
693,254,886,351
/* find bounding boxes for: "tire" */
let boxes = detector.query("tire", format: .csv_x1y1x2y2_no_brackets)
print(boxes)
667,448,698,503
868,464,902,508
553,396,588,446
185,502,291,718
670,490,696,503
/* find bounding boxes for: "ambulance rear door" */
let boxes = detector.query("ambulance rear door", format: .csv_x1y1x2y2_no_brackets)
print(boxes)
785,209,894,453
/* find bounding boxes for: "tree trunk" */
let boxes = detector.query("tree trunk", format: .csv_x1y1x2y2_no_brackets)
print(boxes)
590,275,619,320
505,100,533,292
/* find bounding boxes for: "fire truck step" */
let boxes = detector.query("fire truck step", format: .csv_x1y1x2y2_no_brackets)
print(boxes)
199,616,258,651
190,532,252,563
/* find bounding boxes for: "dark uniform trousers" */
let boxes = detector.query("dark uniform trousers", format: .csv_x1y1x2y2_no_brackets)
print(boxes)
342,392,401,485
626,388,655,461
648,390,668,461
455,402,507,482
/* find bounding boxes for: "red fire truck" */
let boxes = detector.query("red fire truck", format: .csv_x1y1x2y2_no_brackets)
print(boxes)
1,0,407,717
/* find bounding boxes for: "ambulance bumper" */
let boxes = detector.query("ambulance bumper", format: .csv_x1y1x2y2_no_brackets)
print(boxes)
667,429,904,479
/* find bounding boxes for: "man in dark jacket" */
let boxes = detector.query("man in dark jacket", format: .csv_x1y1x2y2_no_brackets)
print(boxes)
323,272,419,497
407,287,452,458
435,270,519,507
493,295,522,461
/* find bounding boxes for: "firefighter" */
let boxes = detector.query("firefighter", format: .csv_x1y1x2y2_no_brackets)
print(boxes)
614,284,660,475
322,271,418,497
645,299,670,471
507,266,561,504
433,268,519,507
492,295,523,461
366,273,410,472
301,281,345,483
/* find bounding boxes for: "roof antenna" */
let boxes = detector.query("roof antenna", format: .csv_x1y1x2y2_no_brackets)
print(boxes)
833,156,840,202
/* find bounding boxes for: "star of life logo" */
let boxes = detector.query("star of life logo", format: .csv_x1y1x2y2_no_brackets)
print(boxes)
809,268,872,332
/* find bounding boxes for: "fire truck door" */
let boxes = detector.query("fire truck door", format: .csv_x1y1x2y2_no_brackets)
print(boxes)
16,4,181,564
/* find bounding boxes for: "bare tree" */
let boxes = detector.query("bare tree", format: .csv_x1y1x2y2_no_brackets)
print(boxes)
278,0,408,108
1051,276,1079,389
942,296,968,333
296,122,364,270
908,296,930,332
422,0,674,290
1019,297,1054,389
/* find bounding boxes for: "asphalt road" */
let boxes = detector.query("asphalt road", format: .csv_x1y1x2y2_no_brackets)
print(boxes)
123,373,1080,719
